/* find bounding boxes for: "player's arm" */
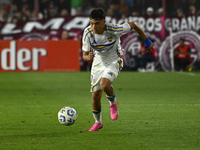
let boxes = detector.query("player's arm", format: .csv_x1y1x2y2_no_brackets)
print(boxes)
128,22,153,52
82,49,94,62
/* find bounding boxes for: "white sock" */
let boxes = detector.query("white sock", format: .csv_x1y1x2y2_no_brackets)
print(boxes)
93,113,101,123
106,95,116,105
92,109,102,123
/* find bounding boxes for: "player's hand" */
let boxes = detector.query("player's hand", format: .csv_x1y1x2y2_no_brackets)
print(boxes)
88,49,94,61
147,43,153,53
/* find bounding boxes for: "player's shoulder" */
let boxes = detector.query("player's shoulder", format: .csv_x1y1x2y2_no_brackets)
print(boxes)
105,22,127,32
105,22,121,29
83,25,92,33
83,25,93,41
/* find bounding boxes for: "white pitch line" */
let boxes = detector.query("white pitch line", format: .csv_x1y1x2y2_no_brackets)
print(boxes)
176,72,200,77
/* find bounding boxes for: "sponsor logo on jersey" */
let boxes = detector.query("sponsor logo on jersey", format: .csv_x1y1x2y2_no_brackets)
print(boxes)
107,72,113,76
92,40,97,45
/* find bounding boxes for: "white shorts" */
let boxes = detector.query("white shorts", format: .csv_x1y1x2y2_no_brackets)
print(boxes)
90,58,123,92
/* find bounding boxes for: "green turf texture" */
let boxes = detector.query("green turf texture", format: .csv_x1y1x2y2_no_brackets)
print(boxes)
0,72,200,150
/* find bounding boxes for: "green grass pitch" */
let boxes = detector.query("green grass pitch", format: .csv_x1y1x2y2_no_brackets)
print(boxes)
0,72,200,150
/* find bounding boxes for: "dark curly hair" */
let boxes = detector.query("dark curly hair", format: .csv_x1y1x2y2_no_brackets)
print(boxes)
89,7,105,20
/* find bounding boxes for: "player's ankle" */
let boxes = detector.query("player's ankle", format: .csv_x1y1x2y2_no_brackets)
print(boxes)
106,94,116,105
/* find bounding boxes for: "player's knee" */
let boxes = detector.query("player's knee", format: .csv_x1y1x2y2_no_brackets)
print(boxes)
100,81,109,91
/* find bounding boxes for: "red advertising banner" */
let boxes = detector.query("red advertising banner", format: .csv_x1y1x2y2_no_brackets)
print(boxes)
0,40,80,72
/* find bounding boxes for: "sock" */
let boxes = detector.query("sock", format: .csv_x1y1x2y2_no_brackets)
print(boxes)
106,93,116,105
92,109,102,123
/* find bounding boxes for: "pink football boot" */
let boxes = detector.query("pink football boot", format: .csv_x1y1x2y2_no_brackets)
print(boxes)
110,100,118,120
89,121,103,131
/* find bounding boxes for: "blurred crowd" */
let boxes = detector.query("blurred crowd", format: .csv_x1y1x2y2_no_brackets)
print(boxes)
0,0,200,23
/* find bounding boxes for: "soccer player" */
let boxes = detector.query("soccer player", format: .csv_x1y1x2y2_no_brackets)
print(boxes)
82,8,153,131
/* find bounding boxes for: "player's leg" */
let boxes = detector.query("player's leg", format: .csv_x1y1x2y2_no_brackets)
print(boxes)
100,78,116,104
89,61,105,131
100,77,118,120
101,59,123,120
92,90,102,123
100,78,114,97
89,90,103,131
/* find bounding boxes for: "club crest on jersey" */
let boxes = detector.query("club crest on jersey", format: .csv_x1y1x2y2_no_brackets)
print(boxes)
107,37,113,42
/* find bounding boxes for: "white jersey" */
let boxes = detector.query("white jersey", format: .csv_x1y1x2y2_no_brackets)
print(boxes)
82,22,131,63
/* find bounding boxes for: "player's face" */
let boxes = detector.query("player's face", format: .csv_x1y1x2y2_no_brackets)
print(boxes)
90,19,105,34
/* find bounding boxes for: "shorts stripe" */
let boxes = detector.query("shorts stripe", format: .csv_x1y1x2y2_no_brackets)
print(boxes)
118,60,123,71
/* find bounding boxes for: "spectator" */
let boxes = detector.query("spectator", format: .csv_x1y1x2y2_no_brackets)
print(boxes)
96,0,110,13
108,4,121,18
60,9,69,16
24,9,31,20
71,0,83,16
189,0,200,9
115,0,130,16
146,7,154,16
0,0,11,9
132,11,139,16
21,14,29,22
15,11,22,21
120,13,127,19
81,0,94,16
39,0,48,18
47,3,57,18
2,14,8,22
188,4,196,15
8,4,18,22
10,4,17,13
22,4,29,14
56,0,71,15
106,8,114,17
134,37,156,72
11,0,34,12
75,8,82,15
0,8,7,22
176,8,185,17
61,30,70,40
158,8,164,16
11,16,18,23
31,10,43,20
126,0,134,9
174,38,191,71
176,0,189,14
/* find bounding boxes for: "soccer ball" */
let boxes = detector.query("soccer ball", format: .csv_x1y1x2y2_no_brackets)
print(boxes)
58,106,77,126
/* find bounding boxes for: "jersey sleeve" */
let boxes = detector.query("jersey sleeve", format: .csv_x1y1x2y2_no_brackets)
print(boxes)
82,28,91,52
106,22,131,37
